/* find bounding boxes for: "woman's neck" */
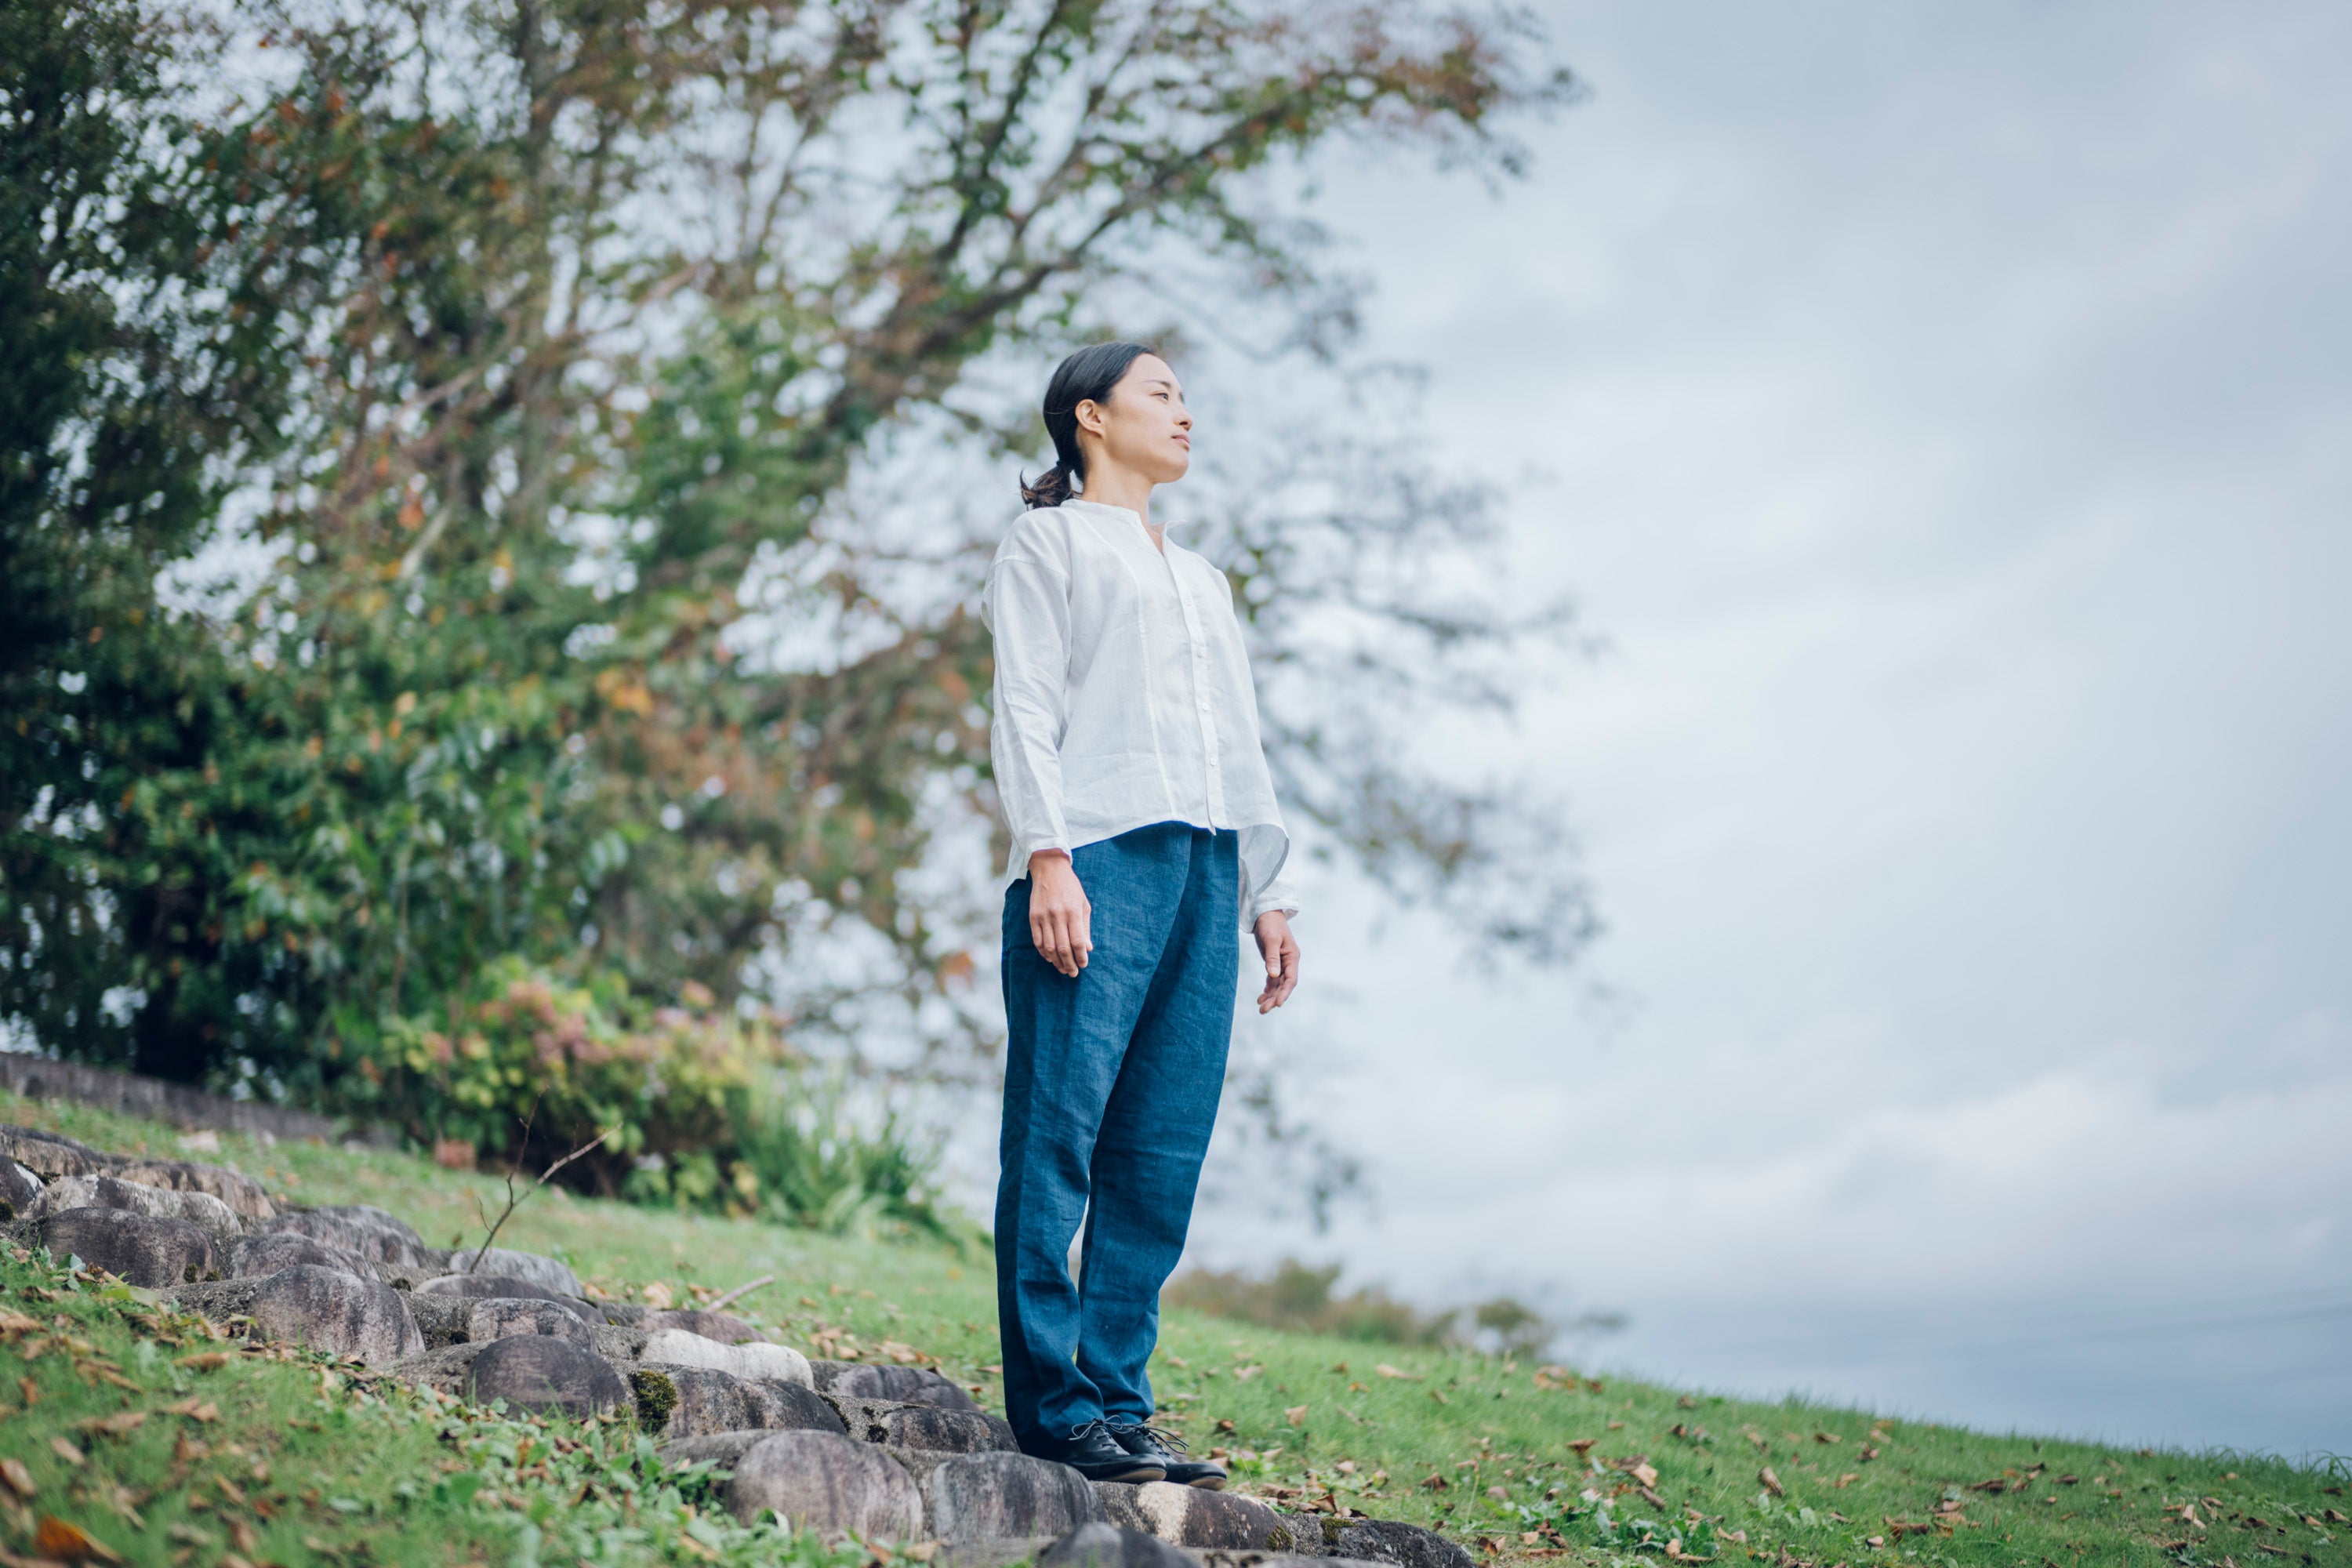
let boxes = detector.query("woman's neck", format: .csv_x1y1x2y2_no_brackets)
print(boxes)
1077,465,1157,544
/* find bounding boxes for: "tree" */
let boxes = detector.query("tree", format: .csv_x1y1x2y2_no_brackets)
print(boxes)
1,0,1594,1103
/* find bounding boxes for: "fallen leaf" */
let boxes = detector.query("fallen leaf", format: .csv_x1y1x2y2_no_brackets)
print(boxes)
1285,1406,1308,1427
1566,1439,1597,1456
163,1399,219,1423
227,1523,256,1553
176,1353,229,1373
1420,1475,1449,1491
47,1439,85,1468
1638,1486,1666,1508
0,1312,42,1335
1606,1420,1624,1431
1375,1364,1416,1381
78,1414,147,1439
1,1459,34,1499
1428,1390,1450,1406
1630,1462,1659,1488
35,1518,122,1565
1759,1466,1784,1497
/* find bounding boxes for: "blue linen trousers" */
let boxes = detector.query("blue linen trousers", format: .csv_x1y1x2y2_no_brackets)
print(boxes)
996,820,1240,1452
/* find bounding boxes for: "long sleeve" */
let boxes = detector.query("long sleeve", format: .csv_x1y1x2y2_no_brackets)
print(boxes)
983,550,1076,872
1247,868,1301,927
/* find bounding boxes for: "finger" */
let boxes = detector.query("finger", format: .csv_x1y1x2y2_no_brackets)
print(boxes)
1072,906,1091,969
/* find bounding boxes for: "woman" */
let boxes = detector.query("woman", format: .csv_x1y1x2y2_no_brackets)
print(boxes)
985,342,1302,1487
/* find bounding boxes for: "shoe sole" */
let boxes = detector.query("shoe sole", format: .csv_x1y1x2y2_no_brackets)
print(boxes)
1186,1475,1226,1491
1088,1465,1167,1483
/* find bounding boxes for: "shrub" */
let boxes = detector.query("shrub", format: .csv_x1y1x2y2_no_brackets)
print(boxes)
332,956,972,1242
1163,1259,1456,1345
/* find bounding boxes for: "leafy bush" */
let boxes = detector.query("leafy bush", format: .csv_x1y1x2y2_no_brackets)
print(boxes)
1163,1259,1457,1345
334,957,968,1243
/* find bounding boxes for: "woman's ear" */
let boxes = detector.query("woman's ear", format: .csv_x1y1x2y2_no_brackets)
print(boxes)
1073,397,1107,437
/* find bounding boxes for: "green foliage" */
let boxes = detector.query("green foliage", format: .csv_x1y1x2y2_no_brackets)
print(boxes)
1,0,1590,1102
14,1093,2346,1568
1165,1258,1457,1345
0,1241,887,1568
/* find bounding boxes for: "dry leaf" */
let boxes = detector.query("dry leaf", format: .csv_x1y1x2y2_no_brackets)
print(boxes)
641,1283,674,1310
227,1523,257,1553
1,1459,34,1500
1285,1406,1308,1427
35,1518,122,1565
1428,1390,1450,1406
47,1439,85,1468
78,1414,147,1439
1566,1439,1597,1456
175,1354,228,1373
1374,1364,1417,1381
1758,1466,1784,1497
1630,1462,1658,1488
163,1399,219,1423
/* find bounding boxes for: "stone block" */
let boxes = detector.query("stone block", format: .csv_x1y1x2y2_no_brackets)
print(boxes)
1040,1523,1196,1568
641,1309,767,1344
232,1230,372,1279
630,1364,848,1439
826,1395,1018,1453
466,1333,629,1417
1095,1483,1295,1549
265,1205,430,1267
1327,1520,1475,1568
0,1160,43,1221
0,1124,114,1180
818,1361,982,1412
724,1431,927,1541
414,1272,600,1324
41,1206,217,1287
245,1265,425,1366
469,1297,600,1349
111,1158,276,1221
640,1329,811,1386
919,1451,1105,1544
34,1174,242,1240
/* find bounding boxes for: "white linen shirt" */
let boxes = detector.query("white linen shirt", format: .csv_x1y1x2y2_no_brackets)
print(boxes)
983,498,1301,931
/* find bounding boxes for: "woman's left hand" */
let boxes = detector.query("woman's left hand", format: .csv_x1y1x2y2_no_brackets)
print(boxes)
1252,912,1300,1013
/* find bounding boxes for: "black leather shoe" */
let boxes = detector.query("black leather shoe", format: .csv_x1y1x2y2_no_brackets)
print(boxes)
1041,1419,1168,1483
1108,1421,1227,1490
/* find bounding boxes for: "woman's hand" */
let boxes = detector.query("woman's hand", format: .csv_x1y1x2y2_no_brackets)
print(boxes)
1028,850,1092,978
1253,912,1299,1013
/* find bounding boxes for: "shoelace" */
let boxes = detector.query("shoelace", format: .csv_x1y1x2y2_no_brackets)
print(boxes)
1106,1420,1191,1456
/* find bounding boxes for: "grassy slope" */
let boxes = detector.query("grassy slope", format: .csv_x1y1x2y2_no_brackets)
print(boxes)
4,1090,2346,1568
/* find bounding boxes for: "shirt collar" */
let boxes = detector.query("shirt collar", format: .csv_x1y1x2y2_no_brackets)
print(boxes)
1065,497,1173,532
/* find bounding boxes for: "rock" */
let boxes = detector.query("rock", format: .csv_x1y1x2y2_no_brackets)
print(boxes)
265,1206,430,1267
629,1364,848,1439
1096,1484,1295,1550
0,1160,43,1222
40,1207,218,1287
919,1451,1105,1544
407,1293,474,1348
111,1158,276,1221
640,1329,812,1387
231,1230,372,1279
413,1273,599,1324
1040,1523,1197,1568
825,1395,1018,1454
468,1298,600,1349
724,1431,926,1541
942,1541,1062,1568
818,1361,981,1412
1266,1513,1330,1555
641,1309,767,1345
466,1334,629,1417
593,1323,650,1363
1327,1520,1476,1568
33,1174,242,1240
246,1265,425,1366
0,1124,114,1180
467,1247,582,1298
659,1431,780,1472
597,1301,652,1327
1196,1555,1385,1568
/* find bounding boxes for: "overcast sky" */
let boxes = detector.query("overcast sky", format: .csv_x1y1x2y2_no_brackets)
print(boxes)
1178,0,2352,1457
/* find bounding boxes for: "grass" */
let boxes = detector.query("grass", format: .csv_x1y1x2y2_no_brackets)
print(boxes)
5,1087,2348,1568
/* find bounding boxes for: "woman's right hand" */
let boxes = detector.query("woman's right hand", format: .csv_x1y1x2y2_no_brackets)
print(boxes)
1027,850,1092,978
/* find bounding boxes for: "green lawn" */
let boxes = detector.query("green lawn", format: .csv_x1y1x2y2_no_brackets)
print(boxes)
5,1089,2346,1568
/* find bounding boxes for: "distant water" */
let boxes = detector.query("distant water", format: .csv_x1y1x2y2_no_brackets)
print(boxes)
1591,1290,2352,1458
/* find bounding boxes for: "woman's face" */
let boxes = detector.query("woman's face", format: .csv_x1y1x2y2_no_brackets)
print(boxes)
1076,354,1192,485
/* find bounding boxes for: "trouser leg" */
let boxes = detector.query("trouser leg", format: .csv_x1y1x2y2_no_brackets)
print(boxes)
994,823,1192,1451
1073,826,1240,1424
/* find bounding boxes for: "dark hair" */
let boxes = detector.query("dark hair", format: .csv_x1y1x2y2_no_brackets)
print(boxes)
1020,340,1158,508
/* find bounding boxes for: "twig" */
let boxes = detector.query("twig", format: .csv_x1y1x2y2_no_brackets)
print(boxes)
466,1120,614,1275
705,1274,777,1314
